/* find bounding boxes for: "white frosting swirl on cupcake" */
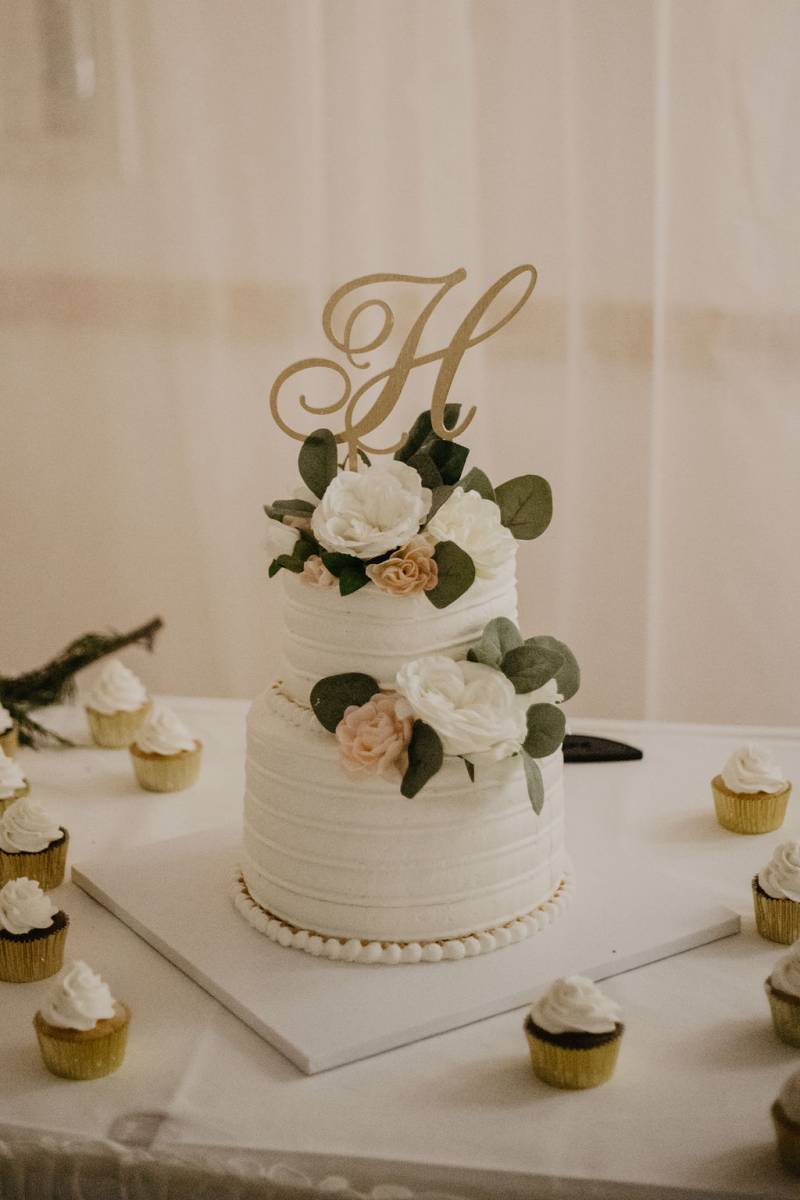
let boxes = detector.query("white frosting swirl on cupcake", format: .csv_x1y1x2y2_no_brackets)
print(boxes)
779,1069,800,1125
0,877,57,935
530,975,621,1035
721,744,787,794
135,705,195,756
0,704,12,734
86,660,147,714
0,748,26,799
0,798,61,854
770,941,800,998
40,960,115,1031
759,842,800,903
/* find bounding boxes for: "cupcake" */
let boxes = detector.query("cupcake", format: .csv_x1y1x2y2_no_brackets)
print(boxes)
129,704,202,793
766,941,800,1046
524,976,623,1089
84,659,150,748
34,960,130,1080
753,842,800,945
772,1068,800,1175
0,746,28,814
0,877,68,982
0,703,17,756
712,744,791,835
0,797,68,890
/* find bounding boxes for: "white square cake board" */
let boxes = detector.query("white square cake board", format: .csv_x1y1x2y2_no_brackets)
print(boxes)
73,827,739,1074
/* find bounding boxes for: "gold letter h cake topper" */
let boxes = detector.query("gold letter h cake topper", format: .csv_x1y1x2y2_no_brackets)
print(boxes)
269,265,537,470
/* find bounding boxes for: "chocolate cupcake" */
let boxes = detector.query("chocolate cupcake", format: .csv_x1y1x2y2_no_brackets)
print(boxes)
0,877,68,982
766,942,800,1046
525,975,623,1089
0,797,68,890
773,1068,800,1176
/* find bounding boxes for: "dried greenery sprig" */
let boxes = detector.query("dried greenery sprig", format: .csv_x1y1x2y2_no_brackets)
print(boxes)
0,617,163,747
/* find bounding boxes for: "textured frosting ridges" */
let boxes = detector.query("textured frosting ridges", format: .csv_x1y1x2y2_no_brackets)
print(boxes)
241,685,566,944
279,564,518,705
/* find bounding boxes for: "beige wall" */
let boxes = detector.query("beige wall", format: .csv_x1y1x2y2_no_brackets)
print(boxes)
1,0,798,725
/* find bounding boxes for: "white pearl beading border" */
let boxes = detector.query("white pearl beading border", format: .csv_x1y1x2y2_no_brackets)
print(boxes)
231,864,575,964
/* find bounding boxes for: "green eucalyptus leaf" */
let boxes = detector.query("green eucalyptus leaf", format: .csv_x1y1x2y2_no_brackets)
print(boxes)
459,467,495,502
521,751,545,814
407,449,443,489
429,439,469,485
428,484,455,520
299,428,338,500
464,758,475,784
394,404,461,463
468,616,523,668
310,672,380,732
526,636,581,701
523,703,567,759
321,551,364,577
267,537,315,579
495,475,553,540
401,721,444,799
338,566,370,596
426,541,476,609
500,643,564,695
357,448,372,467
264,498,316,520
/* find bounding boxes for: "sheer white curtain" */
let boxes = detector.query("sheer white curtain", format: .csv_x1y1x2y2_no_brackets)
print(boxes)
1,0,797,725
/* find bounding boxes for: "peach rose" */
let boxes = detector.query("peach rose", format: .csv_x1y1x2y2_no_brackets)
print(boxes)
300,555,336,587
365,536,438,597
335,693,413,778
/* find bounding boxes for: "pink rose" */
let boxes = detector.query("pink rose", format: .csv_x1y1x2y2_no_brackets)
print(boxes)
365,536,438,597
335,693,413,779
300,555,336,587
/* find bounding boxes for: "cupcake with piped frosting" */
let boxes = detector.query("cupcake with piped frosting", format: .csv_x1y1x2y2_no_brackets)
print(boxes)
84,659,150,748
129,704,202,793
712,744,791,835
0,877,68,982
772,1068,800,1175
524,975,623,1089
753,842,800,945
0,703,16,756
766,942,800,1046
34,960,130,1079
0,746,28,814
0,797,68,890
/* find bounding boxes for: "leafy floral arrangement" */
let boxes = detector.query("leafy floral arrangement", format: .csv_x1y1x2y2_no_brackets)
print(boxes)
306,616,579,812
264,406,553,608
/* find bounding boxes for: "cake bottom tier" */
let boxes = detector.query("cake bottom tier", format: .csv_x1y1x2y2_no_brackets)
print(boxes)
240,685,568,946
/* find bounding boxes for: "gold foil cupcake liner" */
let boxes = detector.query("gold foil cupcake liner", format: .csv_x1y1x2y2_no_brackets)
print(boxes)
525,1027,621,1089
0,831,69,891
0,783,30,815
0,920,67,983
773,1102,800,1176
753,878,800,945
0,726,18,756
712,777,791,835
85,702,151,749
34,1004,130,1080
766,982,800,1047
130,741,202,793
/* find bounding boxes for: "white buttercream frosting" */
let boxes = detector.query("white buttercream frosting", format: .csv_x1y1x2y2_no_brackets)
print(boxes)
0,747,26,799
721,744,787,794
395,656,526,763
85,659,148,714
0,798,61,854
779,1069,800,1125
134,705,195,756
0,704,12,734
40,960,115,1031
770,941,800,998
311,461,431,560
0,877,57,935
530,975,621,1035
759,842,800,903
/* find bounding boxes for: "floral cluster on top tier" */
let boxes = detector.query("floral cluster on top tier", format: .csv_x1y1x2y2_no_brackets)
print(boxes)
307,617,579,812
264,405,552,608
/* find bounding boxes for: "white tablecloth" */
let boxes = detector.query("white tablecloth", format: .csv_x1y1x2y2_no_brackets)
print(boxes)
3,700,799,1199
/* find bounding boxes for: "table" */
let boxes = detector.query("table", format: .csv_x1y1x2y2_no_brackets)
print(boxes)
3,700,799,1199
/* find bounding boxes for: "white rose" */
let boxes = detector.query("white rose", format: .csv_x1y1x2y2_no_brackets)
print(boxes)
395,656,526,763
266,521,300,558
311,461,431,560
426,487,516,579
